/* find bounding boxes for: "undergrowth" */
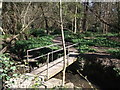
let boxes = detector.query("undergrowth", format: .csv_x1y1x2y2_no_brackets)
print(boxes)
0,54,18,82
107,49,120,59
10,36,55,59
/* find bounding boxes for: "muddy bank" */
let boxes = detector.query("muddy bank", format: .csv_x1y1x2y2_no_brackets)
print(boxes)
54,58,120,89
54,62,100,89
54,71,100,89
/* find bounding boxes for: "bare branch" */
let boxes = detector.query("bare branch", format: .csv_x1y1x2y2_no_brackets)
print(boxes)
77,70,94,88
23,2,32,28
86,4,120,30
0,19,34,53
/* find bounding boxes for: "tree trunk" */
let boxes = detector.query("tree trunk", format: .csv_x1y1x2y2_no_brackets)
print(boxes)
103,6,107,34
74,1,77,33
72,18,74,32
0,1,2,28
82,2,88,32
86,3,120,30
40,5,49,35
0,1,3,89
117,2,120,29
0,0,2,50
60,1,67,86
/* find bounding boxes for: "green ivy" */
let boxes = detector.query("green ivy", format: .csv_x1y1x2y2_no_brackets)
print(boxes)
0,54,18,81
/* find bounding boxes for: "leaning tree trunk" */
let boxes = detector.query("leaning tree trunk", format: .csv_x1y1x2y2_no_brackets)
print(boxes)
60,0,67,86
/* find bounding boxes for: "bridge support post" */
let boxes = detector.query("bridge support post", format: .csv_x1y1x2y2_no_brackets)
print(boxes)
26,50,30,72
47,53,50,80
52,49,53,62
67,48,69,66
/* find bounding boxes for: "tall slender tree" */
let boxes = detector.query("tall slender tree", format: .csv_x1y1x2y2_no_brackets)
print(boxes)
0,0,3,89
0,0,3,35
74,0,78,33
60,0,67,86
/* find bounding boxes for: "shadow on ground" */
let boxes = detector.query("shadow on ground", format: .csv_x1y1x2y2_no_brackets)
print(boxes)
68,53,120,89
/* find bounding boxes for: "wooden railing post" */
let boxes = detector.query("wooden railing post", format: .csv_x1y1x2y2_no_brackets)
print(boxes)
52,49,53,62
27,50,29,62
26,50,30,72
47,53,50,80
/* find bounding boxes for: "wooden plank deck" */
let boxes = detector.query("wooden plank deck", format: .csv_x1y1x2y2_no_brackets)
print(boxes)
31,52,79,79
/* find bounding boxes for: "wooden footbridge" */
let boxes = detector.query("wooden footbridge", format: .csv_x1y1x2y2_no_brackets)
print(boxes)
26,43,79,80
6,43,79,88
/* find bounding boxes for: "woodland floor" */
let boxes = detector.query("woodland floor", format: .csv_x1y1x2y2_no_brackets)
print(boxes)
53,35,120,89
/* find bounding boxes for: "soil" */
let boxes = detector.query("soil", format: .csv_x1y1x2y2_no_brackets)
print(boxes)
54,71,100,89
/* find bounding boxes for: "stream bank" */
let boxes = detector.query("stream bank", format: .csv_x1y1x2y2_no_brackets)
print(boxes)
54,62,100,89
54,56,120,89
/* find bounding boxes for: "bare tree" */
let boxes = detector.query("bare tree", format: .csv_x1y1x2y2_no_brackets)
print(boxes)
60,0,67,86
0,1,3,89
86,3,120,31
0,0,4,35
74,0,78,33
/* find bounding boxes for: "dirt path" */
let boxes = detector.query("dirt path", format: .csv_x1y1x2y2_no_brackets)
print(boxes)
52,36,72,46
86,46,120,68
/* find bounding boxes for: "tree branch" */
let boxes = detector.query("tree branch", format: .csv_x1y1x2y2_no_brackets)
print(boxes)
86,4,120,30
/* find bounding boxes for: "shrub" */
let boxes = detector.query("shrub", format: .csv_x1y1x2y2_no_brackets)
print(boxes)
51,29,61,35
10,36,55,59
30,28,47,37
107,49,120,59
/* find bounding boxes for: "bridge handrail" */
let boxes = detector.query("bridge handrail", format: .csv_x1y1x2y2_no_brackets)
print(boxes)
48,43,78,55
27,43,61,52
29,43,78,60
27,43,61,60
